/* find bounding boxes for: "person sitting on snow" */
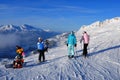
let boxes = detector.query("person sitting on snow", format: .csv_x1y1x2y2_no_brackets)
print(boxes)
16,45,24,59
67,31,77,58
13,45,24,68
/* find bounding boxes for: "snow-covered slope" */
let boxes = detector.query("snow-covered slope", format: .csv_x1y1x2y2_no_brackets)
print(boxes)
0,17,120,80
77,17,120,36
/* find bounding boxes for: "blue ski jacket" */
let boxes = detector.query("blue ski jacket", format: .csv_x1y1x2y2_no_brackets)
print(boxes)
37,42,44,50
67,34,76,45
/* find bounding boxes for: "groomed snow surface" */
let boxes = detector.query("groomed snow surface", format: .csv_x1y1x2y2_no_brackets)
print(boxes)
0,17,120,80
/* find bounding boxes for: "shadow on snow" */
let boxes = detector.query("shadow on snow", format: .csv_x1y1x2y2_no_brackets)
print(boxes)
88,44,120,57
23,45,120,67
24,55,67,68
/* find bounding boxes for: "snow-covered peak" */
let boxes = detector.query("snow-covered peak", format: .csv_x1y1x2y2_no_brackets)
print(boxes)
20,24,43,31
77,17,120,34
104,17,120,23
81,17,120,29
100,17,120,26
90,21,100,27
0,24,21,32
0,24,44,33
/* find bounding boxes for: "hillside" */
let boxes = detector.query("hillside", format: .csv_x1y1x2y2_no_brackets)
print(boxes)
0,17,120,80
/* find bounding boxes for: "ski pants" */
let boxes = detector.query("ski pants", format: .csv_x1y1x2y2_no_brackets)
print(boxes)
68,44,74,56
38,50,45,62
83,43,88,57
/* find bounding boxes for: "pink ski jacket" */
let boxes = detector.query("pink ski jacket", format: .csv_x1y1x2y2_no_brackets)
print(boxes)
81,33,89,44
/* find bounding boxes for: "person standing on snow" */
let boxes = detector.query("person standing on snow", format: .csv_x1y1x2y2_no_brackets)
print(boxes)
37,37,45,62
67,31,77,58
80,31,90,58
44,39,49,52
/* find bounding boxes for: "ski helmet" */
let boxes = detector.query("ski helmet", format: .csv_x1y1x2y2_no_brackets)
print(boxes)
38,37,42,40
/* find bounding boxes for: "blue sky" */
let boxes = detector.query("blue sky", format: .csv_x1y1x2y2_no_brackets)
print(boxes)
0,0,120,32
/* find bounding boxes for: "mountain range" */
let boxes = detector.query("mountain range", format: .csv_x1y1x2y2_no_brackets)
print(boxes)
0,24,45,33
0,24,60,58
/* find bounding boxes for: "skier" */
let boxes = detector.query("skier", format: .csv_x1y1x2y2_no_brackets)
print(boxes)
67,31,77,58
44,39,49,52
80,31,90,58
37,37,45,62
13,45,24,68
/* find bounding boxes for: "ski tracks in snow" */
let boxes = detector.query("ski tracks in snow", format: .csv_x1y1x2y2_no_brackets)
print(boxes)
0,43,120,80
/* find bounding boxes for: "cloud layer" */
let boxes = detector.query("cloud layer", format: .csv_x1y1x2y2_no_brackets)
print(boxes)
0,34,19,49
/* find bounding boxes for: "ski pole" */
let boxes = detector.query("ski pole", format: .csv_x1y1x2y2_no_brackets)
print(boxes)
81,42,83,51
88,44,90,54
75,46,77,56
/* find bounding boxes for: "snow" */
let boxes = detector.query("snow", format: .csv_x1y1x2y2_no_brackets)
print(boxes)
0,24,43,32
0,17,120,80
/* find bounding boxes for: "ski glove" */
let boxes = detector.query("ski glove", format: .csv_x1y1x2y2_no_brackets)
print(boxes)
67,44,68,46
74,44,77,47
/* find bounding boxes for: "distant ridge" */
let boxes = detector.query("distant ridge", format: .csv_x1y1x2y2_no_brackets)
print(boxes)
0,24,43,33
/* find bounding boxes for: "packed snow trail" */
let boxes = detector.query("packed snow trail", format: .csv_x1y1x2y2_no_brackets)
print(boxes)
0,42,120,80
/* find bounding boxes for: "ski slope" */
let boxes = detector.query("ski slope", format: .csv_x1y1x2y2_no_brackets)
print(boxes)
0,17,120,80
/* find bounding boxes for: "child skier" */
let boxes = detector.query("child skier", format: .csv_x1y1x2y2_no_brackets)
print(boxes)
67,31,77,58
13,45,24,68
